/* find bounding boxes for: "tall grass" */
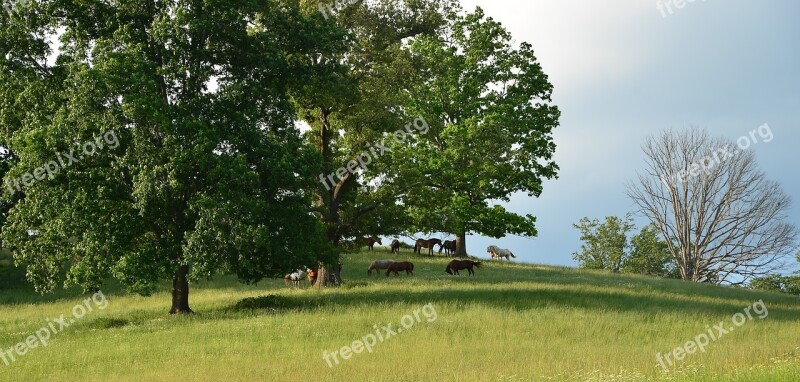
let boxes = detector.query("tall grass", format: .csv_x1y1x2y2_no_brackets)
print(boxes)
0,248,798,381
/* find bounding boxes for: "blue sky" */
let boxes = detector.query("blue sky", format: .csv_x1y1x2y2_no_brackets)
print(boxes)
455,0,800,269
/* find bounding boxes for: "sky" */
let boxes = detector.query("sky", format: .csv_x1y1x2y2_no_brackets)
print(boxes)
453,0,800,270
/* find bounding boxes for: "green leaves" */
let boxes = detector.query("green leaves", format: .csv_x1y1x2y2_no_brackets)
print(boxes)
1,0,335,298
572,215,635,272
573,215,676,278
399,7,559,240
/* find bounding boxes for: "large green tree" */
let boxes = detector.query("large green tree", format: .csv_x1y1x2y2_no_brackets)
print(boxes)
294,0,458,245
397,8,560,257
1,0,336,313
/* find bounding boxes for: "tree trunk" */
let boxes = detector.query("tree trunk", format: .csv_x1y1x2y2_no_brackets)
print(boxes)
169,265,193,314
454,232,468,258
315,261,343,289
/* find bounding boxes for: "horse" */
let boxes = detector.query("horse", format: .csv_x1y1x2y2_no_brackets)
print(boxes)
390,239,401,254
284,267,310,287
439,240,457,256
487,245,516,261
363,237,382,252
386,261,415,276
414,238,442,256
368,260,396,276
307,268,318,286
445,260,482,276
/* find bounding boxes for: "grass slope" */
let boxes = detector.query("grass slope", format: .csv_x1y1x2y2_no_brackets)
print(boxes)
0,249,799,381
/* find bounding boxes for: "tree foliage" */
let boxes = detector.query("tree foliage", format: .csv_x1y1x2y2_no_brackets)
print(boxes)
396,7,560,256
294,0,458,244
573,215,676,277
572,215,634,272
749,274,800,296
1,0,336,312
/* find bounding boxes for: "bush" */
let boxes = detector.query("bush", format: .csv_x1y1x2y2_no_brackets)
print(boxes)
750,275,800,295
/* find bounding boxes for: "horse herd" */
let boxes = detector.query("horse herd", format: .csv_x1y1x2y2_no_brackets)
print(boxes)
364,237,517,260
366,259,483,277
283,240,517,287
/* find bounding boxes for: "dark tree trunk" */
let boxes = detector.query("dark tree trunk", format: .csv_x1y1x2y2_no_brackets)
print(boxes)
454,232,468,258
169,264,193,314
315,261,343,289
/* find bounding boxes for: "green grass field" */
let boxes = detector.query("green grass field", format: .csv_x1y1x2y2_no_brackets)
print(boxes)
1,249,799,381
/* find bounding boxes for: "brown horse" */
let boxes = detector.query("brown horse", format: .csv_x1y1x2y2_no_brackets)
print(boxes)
386,261,415,276
390,239,401,254
445,260,481,276
414,238,442,256
362,237,382,252
439,240,457,256
307,268,318,286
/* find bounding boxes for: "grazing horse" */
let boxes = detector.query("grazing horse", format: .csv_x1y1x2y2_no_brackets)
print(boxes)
390,239,401,254
368,260,396,276
487,245,516,261
414,238,443,256
284,267,309,287
439,240,457,256
445,260,482,276
364,237,382,252
386,261,415,276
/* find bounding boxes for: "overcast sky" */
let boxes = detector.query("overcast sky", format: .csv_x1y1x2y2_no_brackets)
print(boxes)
456,0,800,270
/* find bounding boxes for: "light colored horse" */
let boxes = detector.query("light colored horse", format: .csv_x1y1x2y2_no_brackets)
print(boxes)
368,260,395,276
284,267,309,287
487,245,516,261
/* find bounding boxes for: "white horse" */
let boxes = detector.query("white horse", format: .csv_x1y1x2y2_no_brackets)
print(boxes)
284,267,309,287
487,245,516,261
368,260,395,276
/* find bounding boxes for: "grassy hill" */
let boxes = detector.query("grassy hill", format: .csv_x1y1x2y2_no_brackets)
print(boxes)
0,249,799,381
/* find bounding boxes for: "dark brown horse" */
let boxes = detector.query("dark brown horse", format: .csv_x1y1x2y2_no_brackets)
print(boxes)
390,239,401,254
362,237,382,252
439,240,457,256
445,260,482,276
386,261,414,276
414,238,442,256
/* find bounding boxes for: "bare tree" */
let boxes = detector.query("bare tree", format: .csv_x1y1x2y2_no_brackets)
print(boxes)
627,128,797,285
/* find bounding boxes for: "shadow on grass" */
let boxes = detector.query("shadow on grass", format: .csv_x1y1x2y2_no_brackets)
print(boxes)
223,281,800,323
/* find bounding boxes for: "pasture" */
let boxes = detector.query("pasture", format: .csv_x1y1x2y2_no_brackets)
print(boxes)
1,249,799,381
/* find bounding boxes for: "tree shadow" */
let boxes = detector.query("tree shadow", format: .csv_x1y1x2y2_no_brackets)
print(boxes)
223,281,800,323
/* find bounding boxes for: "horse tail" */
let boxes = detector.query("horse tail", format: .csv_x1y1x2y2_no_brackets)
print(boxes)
410,263,415,272
510,252,516,258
